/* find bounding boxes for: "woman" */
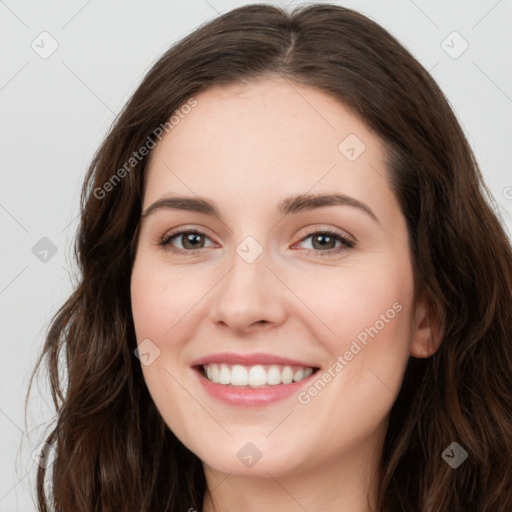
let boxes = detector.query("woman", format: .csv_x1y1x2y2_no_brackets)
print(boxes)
29,3,512,511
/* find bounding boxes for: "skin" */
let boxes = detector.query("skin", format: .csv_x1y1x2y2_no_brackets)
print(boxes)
130,77,440,512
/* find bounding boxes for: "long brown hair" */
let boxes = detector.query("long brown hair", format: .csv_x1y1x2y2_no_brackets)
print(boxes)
27,3,512,510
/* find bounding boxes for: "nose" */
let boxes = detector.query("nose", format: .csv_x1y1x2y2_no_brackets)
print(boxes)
208,243,287,335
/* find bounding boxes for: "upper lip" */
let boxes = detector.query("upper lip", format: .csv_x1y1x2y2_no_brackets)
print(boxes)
190,352,319,368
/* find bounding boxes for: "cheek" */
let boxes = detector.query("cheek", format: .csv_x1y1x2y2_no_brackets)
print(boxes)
294,273,413,452
130,259,200,341
130,260,206,445
290,258,415,413
130,279,169,339
288,259,414,351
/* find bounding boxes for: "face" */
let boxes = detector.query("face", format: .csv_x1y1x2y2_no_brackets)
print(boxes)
130,78,433,478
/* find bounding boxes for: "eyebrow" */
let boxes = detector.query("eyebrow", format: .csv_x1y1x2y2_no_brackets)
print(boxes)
141,193,379,224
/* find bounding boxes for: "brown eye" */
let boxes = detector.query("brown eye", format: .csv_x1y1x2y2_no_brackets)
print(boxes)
296,230,355,256
159,230,213,254
310,233,337,250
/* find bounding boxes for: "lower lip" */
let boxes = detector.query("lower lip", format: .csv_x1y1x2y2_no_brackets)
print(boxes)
194,367,318,407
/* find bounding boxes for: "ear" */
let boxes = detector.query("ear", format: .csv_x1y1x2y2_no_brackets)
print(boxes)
410,295,444,358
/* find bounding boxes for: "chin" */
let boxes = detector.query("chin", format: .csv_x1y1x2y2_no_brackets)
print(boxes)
193,439,310,477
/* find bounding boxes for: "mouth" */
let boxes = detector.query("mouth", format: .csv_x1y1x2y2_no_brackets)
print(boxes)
195,363,320,388
190,352,322,406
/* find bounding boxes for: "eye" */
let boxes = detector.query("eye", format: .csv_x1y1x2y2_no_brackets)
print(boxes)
159,229,214,254
294,229,355,256
158,228,355,257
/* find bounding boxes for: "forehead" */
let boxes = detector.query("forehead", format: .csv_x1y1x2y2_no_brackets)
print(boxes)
143,78,397,221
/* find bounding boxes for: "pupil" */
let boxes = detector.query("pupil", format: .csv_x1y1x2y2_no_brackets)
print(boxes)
185,233,202,249
314,234,333,249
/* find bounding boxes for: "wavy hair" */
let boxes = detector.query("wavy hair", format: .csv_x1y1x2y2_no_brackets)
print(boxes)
27,3,512,511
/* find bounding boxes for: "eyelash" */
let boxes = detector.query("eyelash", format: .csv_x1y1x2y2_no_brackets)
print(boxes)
158,228,355,257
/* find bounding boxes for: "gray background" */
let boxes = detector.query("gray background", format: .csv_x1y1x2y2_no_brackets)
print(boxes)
1,0,511,510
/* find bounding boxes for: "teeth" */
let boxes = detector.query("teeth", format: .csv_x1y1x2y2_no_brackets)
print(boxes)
219,364,231,385
281,365,294,384
267,365,281,385
202,363,314,387
248,365,267,386
231,365,248,386
293,368,305,382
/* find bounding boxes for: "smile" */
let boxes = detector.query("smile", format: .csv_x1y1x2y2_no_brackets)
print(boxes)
201,363,316,387
190,352,321,406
